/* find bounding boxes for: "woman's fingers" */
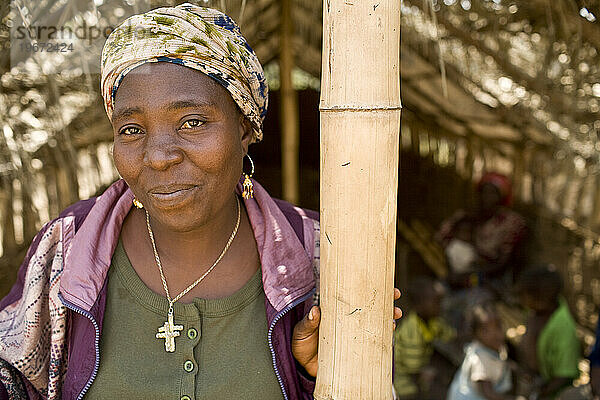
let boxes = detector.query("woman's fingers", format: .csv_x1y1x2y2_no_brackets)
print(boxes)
394,287,402,323
294,306,320,340
292,306,320,377
394,306,403,320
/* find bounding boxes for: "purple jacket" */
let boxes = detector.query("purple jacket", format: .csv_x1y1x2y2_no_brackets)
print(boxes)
0,179,319,400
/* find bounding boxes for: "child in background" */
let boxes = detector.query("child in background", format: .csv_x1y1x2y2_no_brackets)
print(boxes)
448,303,515,400
394,276,456,399
516,265,581,399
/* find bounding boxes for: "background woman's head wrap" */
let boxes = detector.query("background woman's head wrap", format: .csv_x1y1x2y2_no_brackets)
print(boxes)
477,172,513,206
100,3,268,142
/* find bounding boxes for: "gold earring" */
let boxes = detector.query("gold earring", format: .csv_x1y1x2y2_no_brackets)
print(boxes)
242,154,254,199
133,198,144,209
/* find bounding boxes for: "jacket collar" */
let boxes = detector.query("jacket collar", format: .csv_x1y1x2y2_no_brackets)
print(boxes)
59,179,314,313
243,179,315,311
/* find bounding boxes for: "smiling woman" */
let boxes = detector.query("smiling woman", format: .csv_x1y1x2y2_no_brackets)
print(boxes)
0,4,321,400
0,4,402,400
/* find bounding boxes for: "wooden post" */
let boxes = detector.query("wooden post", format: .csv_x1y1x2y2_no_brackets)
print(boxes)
512,148,524,203
315,1,401,399
0,176,17,257
279,0,300,204
49,146,79,211
590,173,600,230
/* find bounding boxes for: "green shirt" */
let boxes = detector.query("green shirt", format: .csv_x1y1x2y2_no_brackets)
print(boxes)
537,298,581,381
85,240,284,400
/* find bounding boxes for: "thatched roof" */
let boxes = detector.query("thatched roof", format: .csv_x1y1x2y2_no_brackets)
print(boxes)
2,0,598,151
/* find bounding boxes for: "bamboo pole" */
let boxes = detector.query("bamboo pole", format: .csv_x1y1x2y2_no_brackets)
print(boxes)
279,0,300,204
315,1,401,399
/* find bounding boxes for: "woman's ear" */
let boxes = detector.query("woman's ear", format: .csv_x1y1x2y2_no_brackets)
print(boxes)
239,115,254,155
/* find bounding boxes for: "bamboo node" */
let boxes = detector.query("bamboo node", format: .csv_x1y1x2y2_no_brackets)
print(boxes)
319,105,402,112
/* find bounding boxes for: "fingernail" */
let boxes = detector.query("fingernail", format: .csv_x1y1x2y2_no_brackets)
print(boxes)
309,309,314,320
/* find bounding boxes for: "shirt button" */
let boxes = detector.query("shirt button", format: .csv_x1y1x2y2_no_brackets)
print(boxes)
184,360,195,372
187,328,198,340
181,396,191,400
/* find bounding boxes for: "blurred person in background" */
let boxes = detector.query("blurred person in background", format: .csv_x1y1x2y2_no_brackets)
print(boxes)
436,173,527,332
394,276,455,400
516,265,581,400
437,172,527,297
448,303,515,400
585,315,600,399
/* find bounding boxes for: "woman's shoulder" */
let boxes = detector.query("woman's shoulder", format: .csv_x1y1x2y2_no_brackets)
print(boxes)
2,196,98,287
0,196,100,307
272,198,319,222
496,207,526,225
436,209,469,242
57,197,98,225
247,179,319,245
271,198,319,246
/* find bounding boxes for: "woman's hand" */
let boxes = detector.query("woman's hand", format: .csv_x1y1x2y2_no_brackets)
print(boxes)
292,305,321,377
291,288,402,377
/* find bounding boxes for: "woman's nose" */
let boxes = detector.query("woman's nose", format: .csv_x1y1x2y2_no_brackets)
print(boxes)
143,131,184,170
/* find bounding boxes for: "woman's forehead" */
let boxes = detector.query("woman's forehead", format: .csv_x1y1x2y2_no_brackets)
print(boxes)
113,62,234,114
117,62,220,89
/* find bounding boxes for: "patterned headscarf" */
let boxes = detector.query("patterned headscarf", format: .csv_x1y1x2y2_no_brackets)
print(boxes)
100,3,268,142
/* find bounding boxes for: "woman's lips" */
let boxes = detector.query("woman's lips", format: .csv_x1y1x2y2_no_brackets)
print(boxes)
147,185,198,207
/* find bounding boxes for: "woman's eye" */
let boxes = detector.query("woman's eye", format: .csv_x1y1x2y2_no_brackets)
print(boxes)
181,119,204,129
119,126,143,135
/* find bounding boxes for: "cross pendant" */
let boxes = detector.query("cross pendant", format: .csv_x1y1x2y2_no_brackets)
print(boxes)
156,309,183,352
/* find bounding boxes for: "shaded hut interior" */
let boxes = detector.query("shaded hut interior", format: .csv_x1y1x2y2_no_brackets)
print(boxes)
1,0,600,384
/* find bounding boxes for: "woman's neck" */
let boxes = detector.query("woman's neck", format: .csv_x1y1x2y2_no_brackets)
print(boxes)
145,195,243,270
121,192,260,300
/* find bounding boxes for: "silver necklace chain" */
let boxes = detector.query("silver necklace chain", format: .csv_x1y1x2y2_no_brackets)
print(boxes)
144,196,241,313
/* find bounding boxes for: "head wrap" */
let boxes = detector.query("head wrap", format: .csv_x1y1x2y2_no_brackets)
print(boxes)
478,172,512,206
100,3,268,142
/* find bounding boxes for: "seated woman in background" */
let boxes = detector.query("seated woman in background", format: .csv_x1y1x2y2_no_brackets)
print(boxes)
436,172,527,297
436,173,527,330
0,4,401,399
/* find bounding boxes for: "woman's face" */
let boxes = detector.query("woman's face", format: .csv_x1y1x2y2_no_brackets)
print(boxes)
478,183,502,215
111,62,252,232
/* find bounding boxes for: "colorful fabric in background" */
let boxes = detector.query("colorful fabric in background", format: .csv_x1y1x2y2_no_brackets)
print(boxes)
393,311,456,398
100,3,268,143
